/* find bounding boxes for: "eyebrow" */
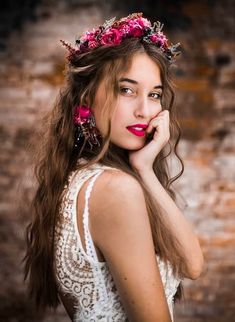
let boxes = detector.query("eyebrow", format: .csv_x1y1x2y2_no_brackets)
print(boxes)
119,77,163,90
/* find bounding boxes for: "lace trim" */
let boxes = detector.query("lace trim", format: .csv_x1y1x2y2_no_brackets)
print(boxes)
55,162,183,321
83,171,104,261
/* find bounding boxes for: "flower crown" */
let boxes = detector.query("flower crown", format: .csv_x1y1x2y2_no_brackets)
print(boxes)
60,12,180,62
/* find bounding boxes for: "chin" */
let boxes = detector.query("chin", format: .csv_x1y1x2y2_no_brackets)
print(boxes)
112,137,146,150
129,144,146,151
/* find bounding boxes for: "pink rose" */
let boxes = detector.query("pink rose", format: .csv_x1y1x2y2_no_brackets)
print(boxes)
100,28,122,45
128,19,145,37
149,33,168,46
158,32,168,44
117,23,131,35
88,40,98,49
136,17,151,28
130,26,144,37
149,34,159,43
117,17,150,38
73,105,91,125
85,31,96,42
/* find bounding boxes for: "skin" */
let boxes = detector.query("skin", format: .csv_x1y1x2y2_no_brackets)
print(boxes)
71,52,204,321
93,51,168,160
94,51,203,281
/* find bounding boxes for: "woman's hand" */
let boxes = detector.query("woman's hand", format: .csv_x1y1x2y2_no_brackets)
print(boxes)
129,110,170,173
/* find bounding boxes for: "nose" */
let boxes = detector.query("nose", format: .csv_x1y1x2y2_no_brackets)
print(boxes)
134,96,161,120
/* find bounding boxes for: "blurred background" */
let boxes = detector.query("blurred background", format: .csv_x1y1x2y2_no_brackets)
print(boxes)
0,0,234,321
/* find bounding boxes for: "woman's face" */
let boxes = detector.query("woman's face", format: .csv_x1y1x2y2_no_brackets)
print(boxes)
93,52,163,150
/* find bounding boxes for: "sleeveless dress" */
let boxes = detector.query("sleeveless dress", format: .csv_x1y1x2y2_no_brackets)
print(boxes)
54,158,183,322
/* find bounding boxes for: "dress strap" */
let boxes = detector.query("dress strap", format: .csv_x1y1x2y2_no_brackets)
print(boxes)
69,162,120,262
82,169,105,262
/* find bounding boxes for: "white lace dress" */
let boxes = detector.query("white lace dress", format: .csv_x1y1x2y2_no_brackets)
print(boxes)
54,159,183,321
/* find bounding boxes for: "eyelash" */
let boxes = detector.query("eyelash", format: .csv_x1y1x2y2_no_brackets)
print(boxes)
119,87,162,100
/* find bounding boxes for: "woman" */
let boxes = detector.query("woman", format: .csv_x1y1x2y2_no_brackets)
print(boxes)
24,12,204,322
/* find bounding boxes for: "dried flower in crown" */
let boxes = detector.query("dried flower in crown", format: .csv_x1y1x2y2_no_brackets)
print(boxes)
60,12,181,62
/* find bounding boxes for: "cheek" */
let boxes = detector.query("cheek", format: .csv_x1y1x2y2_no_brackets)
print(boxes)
111,104,129,130
150,101,162,117
156,103,163,114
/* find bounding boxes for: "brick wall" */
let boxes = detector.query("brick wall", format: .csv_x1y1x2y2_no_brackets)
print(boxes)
0,1,234,321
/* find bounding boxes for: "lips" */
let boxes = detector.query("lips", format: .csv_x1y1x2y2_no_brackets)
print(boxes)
128,124,148,129
126,124,148,137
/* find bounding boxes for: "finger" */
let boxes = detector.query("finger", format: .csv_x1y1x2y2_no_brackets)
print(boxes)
162,109,169,115
146,111,169,133
146,120,162,134
150,117,165,127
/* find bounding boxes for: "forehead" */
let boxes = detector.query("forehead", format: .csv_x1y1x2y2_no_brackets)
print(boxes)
120,52,161,84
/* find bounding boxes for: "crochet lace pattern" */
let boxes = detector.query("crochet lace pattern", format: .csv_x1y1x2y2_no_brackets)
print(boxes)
54,159,182,321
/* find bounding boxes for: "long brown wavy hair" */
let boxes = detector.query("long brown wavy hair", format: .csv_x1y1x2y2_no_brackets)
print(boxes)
23,36,187,310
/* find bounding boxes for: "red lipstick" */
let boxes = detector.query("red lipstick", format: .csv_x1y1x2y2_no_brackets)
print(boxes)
126,124,148,137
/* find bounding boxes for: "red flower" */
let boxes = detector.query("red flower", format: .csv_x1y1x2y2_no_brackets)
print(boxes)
117,23,131,35
130,27,144,37
73,105,91,125
100,28,122,45
88,40,98,49
149,34,158,42
149,33,168,46
128,19,146,37
135,17,151,28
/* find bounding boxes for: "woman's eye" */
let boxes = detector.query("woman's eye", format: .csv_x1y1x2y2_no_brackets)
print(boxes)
120,87,133,94
150,92,162,99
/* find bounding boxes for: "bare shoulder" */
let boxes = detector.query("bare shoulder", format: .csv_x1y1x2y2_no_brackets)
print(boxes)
89,168,147,244
89,168,149,251
93,166,140,189
90,168,144,214
89,168,171,322
90,167,150,255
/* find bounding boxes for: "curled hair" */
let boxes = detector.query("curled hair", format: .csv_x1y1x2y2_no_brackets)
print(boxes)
23,37,186,309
